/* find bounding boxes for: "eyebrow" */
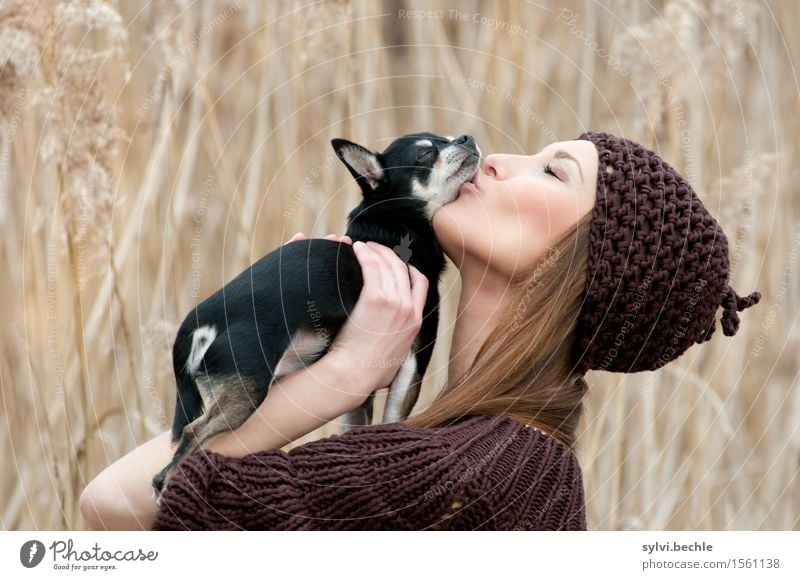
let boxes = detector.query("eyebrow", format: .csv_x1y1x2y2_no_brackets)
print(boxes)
553,150,584,184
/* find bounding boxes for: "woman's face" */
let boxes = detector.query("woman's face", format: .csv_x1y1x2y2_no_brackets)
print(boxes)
433,139,599,280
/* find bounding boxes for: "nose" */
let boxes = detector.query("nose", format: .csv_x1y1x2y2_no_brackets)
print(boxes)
453,134,477,152
483,154,528,180
484,154,502,179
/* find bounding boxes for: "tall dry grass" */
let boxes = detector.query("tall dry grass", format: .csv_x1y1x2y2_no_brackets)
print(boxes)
0,0,797,530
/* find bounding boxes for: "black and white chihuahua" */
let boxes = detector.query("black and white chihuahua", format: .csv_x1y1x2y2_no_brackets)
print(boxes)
152,132,481,494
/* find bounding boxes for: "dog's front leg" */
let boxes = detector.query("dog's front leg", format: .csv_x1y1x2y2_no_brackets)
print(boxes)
338,391,375,432
382,349,421,424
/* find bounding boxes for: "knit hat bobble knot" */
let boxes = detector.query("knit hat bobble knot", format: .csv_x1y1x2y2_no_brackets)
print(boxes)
719,284,762,339
571,131,762,374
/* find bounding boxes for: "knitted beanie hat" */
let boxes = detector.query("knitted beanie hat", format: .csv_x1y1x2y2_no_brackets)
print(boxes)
571,131,762,374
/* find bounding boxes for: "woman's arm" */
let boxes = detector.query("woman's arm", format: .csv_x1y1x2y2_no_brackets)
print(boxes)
201,341,376,458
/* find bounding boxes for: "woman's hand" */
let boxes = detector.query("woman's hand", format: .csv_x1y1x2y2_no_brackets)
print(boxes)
329,240,428,397
285,231,429,398
285,231,352,245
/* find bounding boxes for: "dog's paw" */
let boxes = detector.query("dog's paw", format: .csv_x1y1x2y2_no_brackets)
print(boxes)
152,470,166,494
152,464,180,501
151,474,172,508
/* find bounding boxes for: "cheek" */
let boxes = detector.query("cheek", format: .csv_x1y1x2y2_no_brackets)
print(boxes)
492,184,581,273
520,188,581,241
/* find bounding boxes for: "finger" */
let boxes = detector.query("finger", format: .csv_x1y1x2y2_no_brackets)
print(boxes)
285,232,305,244
364,242,399,299
373,242,412,306
368,243,399,299
324,234,338,241
352,241,383,302
408,265,429,319
366,242,411,311
339,235,353,245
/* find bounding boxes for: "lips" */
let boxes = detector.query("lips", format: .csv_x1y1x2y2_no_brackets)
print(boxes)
460,165,479,192
459,180,478,194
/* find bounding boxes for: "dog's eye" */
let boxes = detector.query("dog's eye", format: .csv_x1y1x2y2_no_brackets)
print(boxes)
416,148,436,163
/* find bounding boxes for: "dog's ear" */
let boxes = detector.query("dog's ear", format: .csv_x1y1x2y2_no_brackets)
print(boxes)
331,138,384,196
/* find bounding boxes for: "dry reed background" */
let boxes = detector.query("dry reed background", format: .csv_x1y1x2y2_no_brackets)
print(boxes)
0,0,797,530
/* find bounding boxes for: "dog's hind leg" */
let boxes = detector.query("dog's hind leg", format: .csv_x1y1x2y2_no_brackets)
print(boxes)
152,374,262,495
382,349,422,424
170,325,218,443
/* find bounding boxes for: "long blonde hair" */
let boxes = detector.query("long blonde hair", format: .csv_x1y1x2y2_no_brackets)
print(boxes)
403,212,592,448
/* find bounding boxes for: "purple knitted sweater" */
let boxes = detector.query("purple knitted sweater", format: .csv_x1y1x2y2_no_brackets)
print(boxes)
151,414,587,530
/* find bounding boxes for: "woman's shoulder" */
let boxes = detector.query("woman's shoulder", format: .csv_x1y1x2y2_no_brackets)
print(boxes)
422,415,585,530
426,414,582,476
374,413,573,448
297,413,568,445
298,414,581,476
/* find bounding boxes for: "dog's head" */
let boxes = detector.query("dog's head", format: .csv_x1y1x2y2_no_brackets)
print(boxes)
331,132,480,219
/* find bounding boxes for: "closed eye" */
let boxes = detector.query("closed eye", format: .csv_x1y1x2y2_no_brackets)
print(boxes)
416,148,436,163
544,163,565,182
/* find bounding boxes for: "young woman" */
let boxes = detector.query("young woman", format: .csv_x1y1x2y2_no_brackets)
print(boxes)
79,131,761,530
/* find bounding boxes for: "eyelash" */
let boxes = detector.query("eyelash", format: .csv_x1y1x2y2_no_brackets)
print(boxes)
544,163,563,181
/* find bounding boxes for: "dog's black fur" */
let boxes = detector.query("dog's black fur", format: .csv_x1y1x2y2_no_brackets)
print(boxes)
152,132,480,494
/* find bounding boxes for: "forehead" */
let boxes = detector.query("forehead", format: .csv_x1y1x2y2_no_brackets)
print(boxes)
385,132,449,152
540,139,597,160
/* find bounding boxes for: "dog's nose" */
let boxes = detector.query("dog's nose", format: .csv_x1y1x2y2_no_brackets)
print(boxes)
453,134,477,152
